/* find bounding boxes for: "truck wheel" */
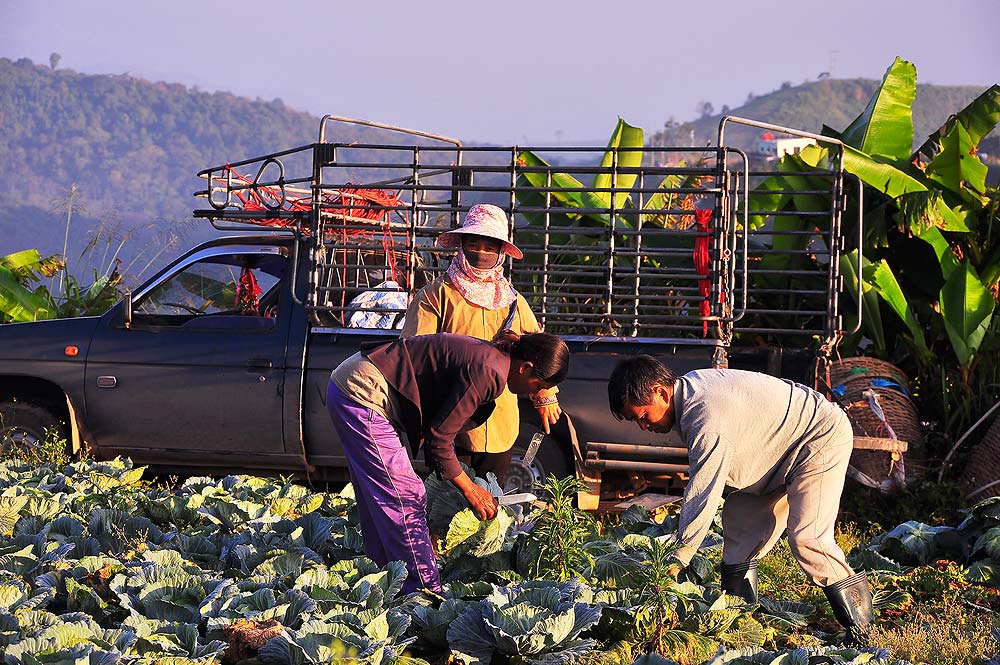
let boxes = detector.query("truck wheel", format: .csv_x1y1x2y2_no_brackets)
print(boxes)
0,400,68,459
504,430,573,494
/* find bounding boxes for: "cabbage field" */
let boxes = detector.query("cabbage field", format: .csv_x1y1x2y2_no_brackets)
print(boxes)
1,457,999,664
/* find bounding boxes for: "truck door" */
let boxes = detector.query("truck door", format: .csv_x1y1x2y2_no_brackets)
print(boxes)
84,245,290,456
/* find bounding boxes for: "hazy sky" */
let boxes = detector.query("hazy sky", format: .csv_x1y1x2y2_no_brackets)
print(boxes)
1,0,998,144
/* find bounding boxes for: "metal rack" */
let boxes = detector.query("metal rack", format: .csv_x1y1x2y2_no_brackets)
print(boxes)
193,115,858,348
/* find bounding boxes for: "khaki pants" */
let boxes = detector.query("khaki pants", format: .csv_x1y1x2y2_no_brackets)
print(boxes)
721,433,855,587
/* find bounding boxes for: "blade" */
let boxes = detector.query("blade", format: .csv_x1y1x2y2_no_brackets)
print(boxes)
521,431,545,468
498,492,538,506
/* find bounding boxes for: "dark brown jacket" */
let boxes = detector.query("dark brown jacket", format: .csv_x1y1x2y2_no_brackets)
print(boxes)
363,333,509,479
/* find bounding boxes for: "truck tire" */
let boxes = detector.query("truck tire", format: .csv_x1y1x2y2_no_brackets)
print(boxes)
0,400,69,459
504,428,573,494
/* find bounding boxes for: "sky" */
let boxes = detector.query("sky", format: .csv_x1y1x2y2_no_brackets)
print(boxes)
1,0,998,144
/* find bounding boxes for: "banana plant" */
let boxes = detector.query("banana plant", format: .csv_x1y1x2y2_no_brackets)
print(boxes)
751,58,999,376
515,117,644,231
0,249,62,323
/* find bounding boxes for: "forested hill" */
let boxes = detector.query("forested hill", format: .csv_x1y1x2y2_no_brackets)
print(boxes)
0,56,992,270
0,57,393,263
1,56,397,220
654,78,989,148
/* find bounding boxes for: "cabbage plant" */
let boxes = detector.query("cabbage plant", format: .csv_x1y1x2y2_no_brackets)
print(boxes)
446,580,601,665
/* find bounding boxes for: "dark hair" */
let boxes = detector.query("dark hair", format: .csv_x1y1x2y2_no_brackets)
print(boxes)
608,355,678,420
493,330,570,385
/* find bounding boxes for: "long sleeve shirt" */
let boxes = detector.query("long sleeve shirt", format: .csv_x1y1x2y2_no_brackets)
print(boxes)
671,369,852,564
360,333,510,480
400,276,555,453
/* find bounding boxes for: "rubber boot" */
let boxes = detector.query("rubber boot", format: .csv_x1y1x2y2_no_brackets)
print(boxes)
823,572,873,645
720,561,758,605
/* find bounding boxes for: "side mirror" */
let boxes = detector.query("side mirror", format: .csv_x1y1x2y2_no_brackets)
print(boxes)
123,291,132,329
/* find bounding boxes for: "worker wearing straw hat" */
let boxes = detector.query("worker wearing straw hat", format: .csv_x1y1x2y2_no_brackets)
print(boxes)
401,204,561,484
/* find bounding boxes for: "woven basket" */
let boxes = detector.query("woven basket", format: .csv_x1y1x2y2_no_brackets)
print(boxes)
830,358,925,483
829,356,912,389
843,389,923,446
963,416,1000,504
850,436,909,493
829,356,912,398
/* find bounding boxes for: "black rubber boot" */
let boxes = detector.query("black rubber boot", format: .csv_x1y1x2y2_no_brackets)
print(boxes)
823,572,873,645
720,561,758,605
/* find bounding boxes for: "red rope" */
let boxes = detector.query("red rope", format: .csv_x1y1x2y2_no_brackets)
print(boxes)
693,209,712,337
213,169,414,324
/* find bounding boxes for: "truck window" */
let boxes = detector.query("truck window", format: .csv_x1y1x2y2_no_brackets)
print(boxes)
133,253,286,330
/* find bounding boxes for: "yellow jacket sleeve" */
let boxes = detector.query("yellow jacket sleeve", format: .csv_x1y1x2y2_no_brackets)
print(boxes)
400,284,442,337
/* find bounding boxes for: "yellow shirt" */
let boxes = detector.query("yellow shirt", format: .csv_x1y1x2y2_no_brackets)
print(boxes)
400,276,550,453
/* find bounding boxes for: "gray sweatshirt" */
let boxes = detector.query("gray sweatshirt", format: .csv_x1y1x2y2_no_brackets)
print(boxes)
671,368,851,564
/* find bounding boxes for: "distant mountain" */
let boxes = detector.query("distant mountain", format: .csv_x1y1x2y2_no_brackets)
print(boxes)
653,78,992,150
0,57,401,275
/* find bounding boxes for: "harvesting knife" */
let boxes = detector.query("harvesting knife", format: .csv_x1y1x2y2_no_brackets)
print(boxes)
498,492,539,506
521,431,545,468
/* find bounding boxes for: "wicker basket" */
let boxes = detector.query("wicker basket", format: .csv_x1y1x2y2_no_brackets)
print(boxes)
963,416,1000,504
830,358,925,484
843,389,923,447
849,436,909,493
829,356,912,399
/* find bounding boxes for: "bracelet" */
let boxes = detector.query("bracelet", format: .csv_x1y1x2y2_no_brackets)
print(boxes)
532,396,559,408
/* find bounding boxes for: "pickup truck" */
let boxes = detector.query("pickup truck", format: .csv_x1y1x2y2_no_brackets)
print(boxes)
0,116,859,509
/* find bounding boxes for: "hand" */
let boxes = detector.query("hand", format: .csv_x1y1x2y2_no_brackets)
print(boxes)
452,472,498,521
535,403,562,434
463,483,499,521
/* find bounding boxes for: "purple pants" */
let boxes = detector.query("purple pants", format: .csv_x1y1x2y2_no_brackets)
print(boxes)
326,380,442,593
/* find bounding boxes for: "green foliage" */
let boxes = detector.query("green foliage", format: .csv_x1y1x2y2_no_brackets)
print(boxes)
445,580,602,664
839,57,917,160
525,475,600,581
0,57,418,265
747,58,1000,452
0,426,77,468
0,249,61,322
3,454,981,664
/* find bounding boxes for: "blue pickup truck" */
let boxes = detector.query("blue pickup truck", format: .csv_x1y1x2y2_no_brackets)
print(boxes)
0,116,859,509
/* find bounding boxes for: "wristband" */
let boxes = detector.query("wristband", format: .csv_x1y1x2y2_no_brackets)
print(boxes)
532,396,559,408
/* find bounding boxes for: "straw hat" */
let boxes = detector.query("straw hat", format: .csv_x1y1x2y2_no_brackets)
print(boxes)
438,204,523,260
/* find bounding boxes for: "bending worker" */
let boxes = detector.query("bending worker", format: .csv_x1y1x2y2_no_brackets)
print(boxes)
607,356,872,644
402,203,561,483
327,330,570,593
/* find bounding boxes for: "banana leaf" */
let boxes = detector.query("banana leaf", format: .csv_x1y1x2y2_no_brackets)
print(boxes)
0,249,64,280
939,260,995,367
515,150,616,227
914,225,961,279
925,121,990,206
755,147,833,281
913,83,1000,162
842,145,927,198
840,56,916,160
897,190,970,234
868,259,928,352
0,266,55,323
746,174,792,231
840,249,885,352
640,172,684,226
842,145,964,230
593,117,644,211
